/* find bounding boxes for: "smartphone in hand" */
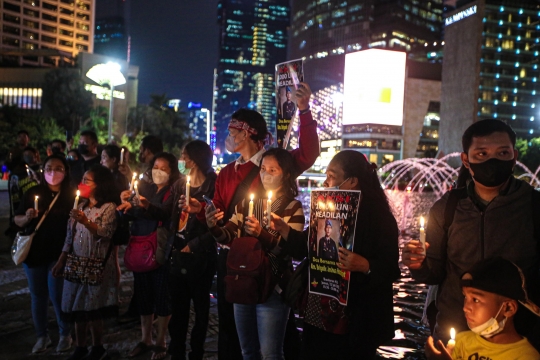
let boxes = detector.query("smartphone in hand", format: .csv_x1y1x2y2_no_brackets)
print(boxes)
202,195,216,213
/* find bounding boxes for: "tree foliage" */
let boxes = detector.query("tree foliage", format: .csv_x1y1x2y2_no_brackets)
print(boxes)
516,137,540,172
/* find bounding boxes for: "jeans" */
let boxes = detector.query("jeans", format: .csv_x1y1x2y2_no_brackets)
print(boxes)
23,262,71,338
234,291,290,360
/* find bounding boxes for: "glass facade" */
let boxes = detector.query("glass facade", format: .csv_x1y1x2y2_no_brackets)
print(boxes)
94,16,128,60
477,3,540,138
214,0,289,155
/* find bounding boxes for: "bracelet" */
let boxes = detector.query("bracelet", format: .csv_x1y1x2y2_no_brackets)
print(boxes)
299,106,310,115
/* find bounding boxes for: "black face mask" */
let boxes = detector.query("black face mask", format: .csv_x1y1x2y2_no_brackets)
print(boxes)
51,146,63,155
78,144,90,155
469,158,514,187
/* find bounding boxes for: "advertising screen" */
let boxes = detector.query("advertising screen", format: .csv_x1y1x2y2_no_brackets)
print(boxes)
343,49,406,126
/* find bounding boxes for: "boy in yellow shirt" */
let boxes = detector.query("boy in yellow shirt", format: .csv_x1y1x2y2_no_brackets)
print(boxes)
425,257,540,360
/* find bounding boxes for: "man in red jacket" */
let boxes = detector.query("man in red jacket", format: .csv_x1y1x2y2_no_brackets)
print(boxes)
184,82,319,360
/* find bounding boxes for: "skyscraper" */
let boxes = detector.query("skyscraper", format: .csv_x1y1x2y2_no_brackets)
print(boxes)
439,0,540,154
214,0,289,155
0,0,94,67
289,0,445,90
94,0,130,60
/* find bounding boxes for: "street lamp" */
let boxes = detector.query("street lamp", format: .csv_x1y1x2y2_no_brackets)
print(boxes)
86,62,126,143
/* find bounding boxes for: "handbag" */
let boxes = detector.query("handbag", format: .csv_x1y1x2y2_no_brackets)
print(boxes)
283,258,309,308
11,192,60,265
124,231,160,272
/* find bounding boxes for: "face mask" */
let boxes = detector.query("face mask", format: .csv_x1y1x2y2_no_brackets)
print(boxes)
469,303,507,338
328,177,350,190
45,172,64,186
469,158,514,187
260,172,283,191
152,169,170,185
225,132,246,153
77,183,92,198
178,160,191,176
78,144,90,155
51,146,63,155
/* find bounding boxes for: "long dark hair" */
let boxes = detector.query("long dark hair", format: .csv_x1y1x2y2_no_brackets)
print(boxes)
261,148,298,198
87,164,119,207
331,150,391,213
102,144,121,166
41,154,71,192
150,152,180,186
184,140,214,174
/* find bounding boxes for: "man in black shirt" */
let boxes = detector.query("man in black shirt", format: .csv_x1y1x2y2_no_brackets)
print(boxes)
282,88,296,120
69,130,100,187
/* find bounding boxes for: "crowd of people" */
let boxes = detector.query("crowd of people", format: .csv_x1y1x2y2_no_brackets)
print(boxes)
1,81,540,360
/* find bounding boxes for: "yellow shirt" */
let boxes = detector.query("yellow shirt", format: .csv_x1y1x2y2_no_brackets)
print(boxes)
453,331,540,360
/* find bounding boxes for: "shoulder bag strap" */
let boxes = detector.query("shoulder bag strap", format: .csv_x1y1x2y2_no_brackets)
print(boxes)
35,191,61,232
443,188,467,233
226,163,261,221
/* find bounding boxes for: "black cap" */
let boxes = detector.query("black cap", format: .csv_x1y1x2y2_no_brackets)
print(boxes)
461,257,540,317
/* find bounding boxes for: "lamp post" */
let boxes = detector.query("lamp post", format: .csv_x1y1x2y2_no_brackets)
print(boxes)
86,62,126,143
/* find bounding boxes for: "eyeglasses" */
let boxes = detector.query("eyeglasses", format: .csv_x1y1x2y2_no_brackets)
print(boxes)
44,167,65,173
82,177,95,184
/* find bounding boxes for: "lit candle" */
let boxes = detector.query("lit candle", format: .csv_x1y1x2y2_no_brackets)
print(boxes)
248,194,254,218
420,216,426,256
34,196,39,211
130,172,137,191
267,191,272,226
134,180,140,199
120,148,125,164
26,164,30,177
447,328,456,354
186,175,191,203
73,190,80,209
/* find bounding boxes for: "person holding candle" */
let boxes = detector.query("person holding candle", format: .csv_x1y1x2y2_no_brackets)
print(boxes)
14,154,75,354
117,152,179,360
205,148,306,360
268,150,400,359
425,257,540,360
52,164,119,360
100,144,129,193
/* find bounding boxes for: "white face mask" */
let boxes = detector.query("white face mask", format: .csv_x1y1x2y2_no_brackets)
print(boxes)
469,303,507,338
260,171,283,191
225,131,246,153
152,169,170,185
329,177,350,190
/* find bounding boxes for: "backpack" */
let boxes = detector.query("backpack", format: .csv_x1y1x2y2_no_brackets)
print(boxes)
224,197,291,305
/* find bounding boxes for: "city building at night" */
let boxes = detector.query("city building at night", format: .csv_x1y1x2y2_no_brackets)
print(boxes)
439,0,540,155
185,101,209,142
214,0,289,156
1,0,94,67
289,0,445,91
94,0,130,60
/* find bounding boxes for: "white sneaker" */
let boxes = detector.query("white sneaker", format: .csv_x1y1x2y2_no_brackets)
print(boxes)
32,336,52,353
56,335,73,352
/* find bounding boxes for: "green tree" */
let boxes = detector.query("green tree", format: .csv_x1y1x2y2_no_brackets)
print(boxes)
517,137,540,172
42,68,93,132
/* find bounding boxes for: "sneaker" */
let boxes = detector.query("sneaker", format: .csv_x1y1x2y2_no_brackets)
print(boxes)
82,345,107,360
67,346,89,360
32,336,52,353
57,335,73,352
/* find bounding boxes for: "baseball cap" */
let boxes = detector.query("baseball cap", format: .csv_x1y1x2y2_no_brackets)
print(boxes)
461,257,540,317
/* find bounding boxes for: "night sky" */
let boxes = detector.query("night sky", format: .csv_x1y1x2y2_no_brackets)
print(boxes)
128,0,219,108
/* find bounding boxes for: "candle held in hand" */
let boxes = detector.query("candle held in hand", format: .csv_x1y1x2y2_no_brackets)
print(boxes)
34,196,39,211
120,148,125,165
73,190,80,209
134,181,140,199
186,175,190,203
130,172,137,191
267,191,272,226
419,216,426,256
248,194,254,217
446,328,456,354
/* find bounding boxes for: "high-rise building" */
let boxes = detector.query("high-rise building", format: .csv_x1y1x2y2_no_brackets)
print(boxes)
0,0,94,67
439,0,540,155
289,0,445,90
214,0,289,155
185,101,209,142
94,0,130,60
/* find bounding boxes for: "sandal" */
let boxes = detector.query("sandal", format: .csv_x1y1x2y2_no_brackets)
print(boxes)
128,342,150,358
151,346,168,360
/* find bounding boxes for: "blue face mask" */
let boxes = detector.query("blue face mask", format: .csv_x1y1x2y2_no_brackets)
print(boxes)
178,160,191,176
329,177,350,190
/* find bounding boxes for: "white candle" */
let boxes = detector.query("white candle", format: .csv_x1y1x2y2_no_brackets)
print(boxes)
34,196,39,211
134,181,140,198
248,194,254,218
420,216,426,256
186,175,190,202
130,172,137,191
267,191,272,226
73,190,80,209
26,165,30,177
120,148,125,164
447,328,456,354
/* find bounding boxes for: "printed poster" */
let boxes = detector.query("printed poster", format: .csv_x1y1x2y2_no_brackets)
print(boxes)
308,189,361,305
275,59,304,149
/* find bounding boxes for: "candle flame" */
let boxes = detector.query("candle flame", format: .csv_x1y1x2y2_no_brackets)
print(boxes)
250,193,254,201
420,216,425,228
132,172,137,179
268,191,272,200
450,328,455,340
35,196,39,200
76,190,80,196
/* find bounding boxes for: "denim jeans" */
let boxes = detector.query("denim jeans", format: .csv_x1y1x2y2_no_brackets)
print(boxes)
234,291,290,360
23,262,71,338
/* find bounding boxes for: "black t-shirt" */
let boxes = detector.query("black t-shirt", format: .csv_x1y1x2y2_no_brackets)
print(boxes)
69,155,101,187
16,185,76,267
